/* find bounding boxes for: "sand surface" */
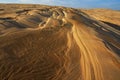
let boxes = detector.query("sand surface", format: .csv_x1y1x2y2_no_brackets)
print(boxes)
0,4,120,80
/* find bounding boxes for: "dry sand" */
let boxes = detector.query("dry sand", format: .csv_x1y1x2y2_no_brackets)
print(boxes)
81,9,120,29
0,4,120,80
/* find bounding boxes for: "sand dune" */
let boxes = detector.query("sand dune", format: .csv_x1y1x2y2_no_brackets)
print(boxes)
81,9,120,28
0,4,120,80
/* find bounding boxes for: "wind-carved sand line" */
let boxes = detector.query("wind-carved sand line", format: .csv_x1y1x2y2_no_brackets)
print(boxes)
64,33,72,72
17,10,66,32
40,17,51,28
72,25,104,80
63,11,104,80
26,17,52,31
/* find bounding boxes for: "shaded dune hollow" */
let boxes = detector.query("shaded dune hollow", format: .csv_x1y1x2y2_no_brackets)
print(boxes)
0,4,120,80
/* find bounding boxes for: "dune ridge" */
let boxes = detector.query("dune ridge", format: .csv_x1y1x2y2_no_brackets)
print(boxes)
0,4,120,80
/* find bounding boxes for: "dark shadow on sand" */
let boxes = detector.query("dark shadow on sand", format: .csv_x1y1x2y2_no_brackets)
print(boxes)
101,21,120,30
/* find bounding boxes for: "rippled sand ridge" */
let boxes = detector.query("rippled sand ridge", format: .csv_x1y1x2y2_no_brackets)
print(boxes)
0,4,120,80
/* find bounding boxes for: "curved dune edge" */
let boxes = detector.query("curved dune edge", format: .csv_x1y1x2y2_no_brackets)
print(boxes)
0,4,120,80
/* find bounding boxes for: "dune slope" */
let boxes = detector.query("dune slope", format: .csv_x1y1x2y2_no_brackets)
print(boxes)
0,4,120,80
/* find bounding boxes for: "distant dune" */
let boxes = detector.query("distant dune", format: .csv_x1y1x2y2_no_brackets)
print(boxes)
81,9,120,26
0,4,120,80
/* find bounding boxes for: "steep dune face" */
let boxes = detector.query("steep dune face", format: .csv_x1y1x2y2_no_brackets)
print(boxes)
0,4,120,80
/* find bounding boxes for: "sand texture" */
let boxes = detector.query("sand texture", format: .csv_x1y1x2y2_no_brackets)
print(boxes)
0,4,120,80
